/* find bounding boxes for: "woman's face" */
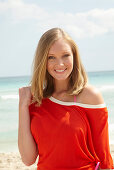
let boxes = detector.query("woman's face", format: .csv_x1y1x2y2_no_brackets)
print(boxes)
47,38,74,81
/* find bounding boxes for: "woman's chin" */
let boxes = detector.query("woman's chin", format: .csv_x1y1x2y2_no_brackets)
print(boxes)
54,76,69,81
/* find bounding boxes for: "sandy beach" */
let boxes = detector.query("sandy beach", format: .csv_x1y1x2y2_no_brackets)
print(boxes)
0,145,114,170
0,151,38,170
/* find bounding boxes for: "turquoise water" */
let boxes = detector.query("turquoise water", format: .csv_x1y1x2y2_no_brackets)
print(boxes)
0,71,114,152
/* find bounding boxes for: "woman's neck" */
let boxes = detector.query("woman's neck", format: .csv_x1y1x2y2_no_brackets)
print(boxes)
54,79,69,94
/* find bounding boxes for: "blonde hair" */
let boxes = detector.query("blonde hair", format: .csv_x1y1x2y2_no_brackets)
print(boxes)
30,28,88,106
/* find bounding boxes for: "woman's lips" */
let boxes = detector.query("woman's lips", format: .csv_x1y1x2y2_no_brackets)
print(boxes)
54,68,67,73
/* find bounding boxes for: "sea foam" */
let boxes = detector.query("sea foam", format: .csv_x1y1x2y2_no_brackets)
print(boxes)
0,94,19,100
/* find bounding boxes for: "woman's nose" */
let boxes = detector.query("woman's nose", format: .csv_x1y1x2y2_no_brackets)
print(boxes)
56,59,64,66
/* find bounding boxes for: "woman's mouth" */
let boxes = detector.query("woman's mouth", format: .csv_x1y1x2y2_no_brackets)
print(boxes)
55,69,67,73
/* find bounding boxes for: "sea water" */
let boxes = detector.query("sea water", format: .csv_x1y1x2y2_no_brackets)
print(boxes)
0,71,114,152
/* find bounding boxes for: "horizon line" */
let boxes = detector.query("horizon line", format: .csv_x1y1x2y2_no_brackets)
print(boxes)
0,69,114,79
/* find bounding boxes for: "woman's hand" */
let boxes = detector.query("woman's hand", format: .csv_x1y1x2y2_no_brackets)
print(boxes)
19,86,32,107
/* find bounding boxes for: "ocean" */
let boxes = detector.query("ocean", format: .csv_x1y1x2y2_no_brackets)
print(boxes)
0,70,114,152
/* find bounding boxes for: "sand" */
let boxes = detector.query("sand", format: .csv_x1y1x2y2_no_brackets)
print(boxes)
0,152,37,170
0,145,114,170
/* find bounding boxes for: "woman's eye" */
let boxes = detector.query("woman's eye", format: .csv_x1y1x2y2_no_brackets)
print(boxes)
48,56,55,59
64,54,70,57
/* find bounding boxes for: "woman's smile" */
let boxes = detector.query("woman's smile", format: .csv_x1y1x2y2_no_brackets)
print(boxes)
54,68,67,73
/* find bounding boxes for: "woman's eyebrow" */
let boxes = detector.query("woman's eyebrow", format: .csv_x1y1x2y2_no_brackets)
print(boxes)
48,51,71,55
48,53,55,56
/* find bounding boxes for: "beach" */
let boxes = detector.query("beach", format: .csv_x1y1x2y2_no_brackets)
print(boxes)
0,145,114,169
0,151,37,170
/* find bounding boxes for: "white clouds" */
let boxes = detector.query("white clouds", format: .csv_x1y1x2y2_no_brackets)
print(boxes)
0,0,114,38
0,0,48,20
0,0,9,12
36,9,114,39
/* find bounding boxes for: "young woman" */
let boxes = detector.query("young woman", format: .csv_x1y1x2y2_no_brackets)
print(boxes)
18,28,113,170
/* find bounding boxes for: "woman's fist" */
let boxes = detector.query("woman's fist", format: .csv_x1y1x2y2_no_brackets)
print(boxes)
19,86,32,107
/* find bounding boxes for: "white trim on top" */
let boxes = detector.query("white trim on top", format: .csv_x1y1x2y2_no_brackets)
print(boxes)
49,96,106,108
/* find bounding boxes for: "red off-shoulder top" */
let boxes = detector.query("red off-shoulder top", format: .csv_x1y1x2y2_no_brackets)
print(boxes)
29,97,113,170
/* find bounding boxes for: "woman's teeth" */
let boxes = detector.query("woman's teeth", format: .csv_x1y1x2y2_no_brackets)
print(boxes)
55,69,65,72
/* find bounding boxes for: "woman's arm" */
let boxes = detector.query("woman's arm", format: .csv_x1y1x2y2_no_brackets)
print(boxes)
82,84,113,169
18,87,38,166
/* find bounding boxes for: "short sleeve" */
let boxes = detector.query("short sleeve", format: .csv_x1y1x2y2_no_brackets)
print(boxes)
84,106,114,169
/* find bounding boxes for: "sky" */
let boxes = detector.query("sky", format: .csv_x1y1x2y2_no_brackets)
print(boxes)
0,0,114,77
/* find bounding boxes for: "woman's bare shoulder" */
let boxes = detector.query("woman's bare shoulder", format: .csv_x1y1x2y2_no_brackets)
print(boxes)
78,84,105,105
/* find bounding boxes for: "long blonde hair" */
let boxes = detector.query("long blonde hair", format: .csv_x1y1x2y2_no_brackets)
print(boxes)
30,28,88,106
